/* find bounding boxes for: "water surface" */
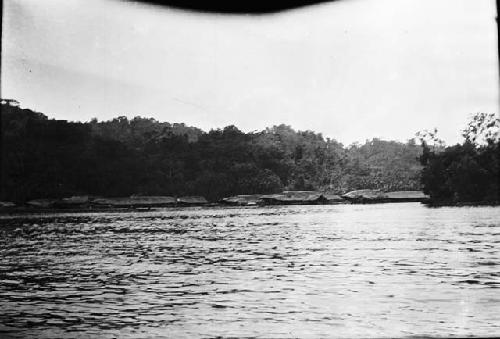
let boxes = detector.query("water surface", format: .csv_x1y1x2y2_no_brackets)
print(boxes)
1,203,499,338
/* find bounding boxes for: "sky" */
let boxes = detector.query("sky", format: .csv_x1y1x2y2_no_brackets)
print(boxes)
2,0,498,145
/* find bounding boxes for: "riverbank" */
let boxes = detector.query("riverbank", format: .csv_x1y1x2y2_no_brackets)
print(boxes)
0,190,434,214
424,200,500,207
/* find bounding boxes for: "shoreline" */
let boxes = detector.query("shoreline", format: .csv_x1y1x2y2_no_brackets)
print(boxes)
2,189,498,216
0,200,404,216
3,199,500,216
424,200,500,207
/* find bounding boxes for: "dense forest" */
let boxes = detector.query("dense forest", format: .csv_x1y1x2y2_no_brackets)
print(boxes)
418,113,499,205
1,99,423,202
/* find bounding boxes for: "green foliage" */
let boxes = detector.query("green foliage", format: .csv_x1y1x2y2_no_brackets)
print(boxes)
1,101,423,202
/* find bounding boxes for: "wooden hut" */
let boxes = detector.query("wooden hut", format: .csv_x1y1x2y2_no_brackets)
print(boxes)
341,189,389,203
0,201,16,208
54,195,90,208
176,196,208,206
26,199,58,208
221,195,264,206
385,191,430,202
93,196,176,207
261,191,326,205
322,193,346,204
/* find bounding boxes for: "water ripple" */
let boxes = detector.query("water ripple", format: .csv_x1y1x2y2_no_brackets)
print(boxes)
1,204,500,338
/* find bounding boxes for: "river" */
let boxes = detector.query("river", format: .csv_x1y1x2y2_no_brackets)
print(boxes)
1,203,499,338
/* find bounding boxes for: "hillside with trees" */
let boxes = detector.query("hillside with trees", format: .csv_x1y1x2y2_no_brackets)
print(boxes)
1,100,424,202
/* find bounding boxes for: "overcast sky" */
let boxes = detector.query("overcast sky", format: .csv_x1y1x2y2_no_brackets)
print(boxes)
2,0,498,145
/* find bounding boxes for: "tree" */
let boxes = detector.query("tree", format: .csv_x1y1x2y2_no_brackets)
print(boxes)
418,113,499,204
1,100,426,203
462,112,499,146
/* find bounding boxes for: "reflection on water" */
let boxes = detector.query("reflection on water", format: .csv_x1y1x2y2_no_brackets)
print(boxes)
0,203,499,338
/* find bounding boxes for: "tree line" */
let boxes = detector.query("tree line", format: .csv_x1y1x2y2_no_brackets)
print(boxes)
1,100,423,202
417,113,499,204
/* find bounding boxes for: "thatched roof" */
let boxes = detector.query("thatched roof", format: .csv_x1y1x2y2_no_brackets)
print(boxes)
26,199,58,208
60,196,89,205
386,191,429,199
0,201,16,208
260,194,284,200
322,193,344,202
342,189,388,200
177,196,208,204
222,195,263,205
261,191,325,203
342,190,429,202
93,196,176,207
